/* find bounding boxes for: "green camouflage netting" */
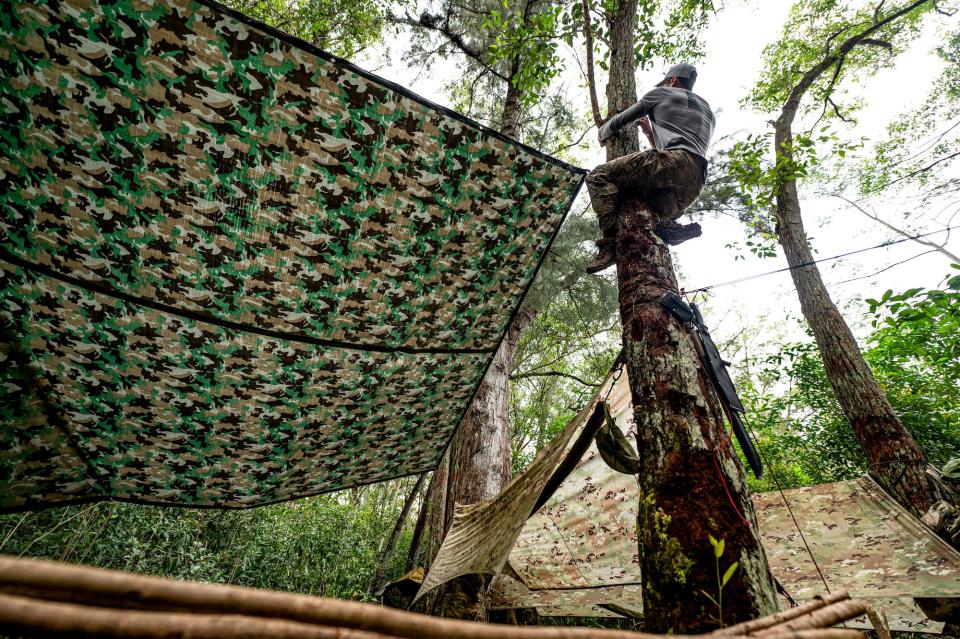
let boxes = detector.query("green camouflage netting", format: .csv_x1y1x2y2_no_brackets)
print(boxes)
0,0,585,511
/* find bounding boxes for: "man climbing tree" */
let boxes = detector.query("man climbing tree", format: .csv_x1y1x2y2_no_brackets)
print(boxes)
586,63,714,273
581,0,780,627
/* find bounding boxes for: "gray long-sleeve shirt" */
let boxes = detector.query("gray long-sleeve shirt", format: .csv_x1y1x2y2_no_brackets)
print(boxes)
599,87,715,160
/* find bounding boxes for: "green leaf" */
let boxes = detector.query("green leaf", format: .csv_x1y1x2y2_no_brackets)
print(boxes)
722,561,739,586
947,275,960,290
714,538,725,558
700,590,719,607
708,533,718,548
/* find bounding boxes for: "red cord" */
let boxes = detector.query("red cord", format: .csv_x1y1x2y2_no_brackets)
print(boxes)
709,435,751,529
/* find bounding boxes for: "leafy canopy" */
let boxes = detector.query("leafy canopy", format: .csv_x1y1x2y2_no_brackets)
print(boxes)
746,0,932,114
222,0,395,56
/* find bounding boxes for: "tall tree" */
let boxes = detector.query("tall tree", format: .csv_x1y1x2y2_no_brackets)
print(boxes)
391,0,573,618
588,0,777,632
396,0,746,624
734,0,957,527
581,0,779,632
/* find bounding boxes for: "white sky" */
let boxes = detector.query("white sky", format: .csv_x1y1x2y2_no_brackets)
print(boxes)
359,1,960,354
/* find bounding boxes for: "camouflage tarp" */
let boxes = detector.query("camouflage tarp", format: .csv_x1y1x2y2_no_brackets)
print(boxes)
0,0,585,512
506,372,636,591
419,370,960,633
413,369,618,600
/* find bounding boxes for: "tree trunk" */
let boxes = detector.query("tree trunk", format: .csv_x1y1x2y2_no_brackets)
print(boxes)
371,475,426,597
404,474,432,573
425,452,451,567
423,31,535,613
599,0,778,630
500,63,523,139
603,0,640,161
773,119,939,520
616,199,779,633
426,308,532,619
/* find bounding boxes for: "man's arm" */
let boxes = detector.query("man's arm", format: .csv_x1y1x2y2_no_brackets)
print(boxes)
639,116,656,148
597,89,662,142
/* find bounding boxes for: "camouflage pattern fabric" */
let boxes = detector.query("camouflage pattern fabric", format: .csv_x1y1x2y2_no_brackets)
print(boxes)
755,475,960,601
0,0,584,511
507,375,637,591
490,572,644,612
585,148,705,234
420,371,960,634
414,369,619,601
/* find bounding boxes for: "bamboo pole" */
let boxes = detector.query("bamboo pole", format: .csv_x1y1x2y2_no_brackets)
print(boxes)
863,604,891,639
0,591,867,639
711,593,852,636
751,633,863,639
0,556,867,639
753,601,867,637
0,556,686,639
0,592,391,639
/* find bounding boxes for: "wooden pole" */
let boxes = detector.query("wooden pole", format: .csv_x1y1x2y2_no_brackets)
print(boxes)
0,556,867,639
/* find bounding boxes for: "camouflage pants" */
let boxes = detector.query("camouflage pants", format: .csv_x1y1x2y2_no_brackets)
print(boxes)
586,148,706,239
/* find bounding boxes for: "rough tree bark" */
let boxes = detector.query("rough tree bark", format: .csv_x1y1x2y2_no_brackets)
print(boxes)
398,3,539,617
770,0,945,524
604,0,640,160
417,3,541,613
425,307,532,619
598,0,778,631
615,201,779,632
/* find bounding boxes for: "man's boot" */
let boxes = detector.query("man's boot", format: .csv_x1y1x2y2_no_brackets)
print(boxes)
586,237,616,274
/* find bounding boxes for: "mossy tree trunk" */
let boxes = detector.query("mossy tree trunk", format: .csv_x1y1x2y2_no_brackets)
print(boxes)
615,199,779,632
600,0,778,631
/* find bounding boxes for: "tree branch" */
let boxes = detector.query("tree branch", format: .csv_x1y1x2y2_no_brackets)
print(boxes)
369,474,426,597
581,0,604,127
511,370,601,387
779,0,933,126
860,37,894,49
885,149,960,188
552,123,594,154
934,0,957,15
833,194,960,262
387,11,509,82
827,96,851,122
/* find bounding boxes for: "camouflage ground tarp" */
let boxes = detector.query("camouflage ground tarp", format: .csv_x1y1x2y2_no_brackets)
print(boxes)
0,0,585,512
420,370,960,633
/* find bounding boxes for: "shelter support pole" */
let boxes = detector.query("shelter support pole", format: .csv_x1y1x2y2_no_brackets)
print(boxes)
614,197,779,633
0,556,868,639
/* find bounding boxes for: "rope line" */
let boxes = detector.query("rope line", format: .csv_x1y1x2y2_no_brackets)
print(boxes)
684,225,958,294
743,415,833,599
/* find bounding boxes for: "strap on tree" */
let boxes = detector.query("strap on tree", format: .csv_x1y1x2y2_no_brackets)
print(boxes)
659,291,763,478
